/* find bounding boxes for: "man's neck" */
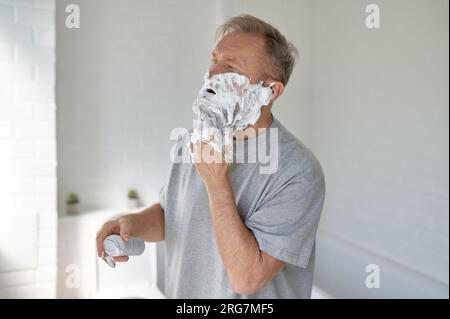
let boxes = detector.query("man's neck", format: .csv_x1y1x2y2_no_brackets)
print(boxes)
234,106,273,140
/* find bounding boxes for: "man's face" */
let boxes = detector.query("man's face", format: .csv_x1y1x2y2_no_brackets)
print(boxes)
209,32,275,85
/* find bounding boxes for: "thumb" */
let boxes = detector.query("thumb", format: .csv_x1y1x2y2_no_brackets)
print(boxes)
118,218,133,241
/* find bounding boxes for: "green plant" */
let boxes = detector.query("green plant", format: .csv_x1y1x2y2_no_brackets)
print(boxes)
66,192,79,204
128,189,138,199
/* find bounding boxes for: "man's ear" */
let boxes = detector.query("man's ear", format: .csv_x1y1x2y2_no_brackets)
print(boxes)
268,81,285,102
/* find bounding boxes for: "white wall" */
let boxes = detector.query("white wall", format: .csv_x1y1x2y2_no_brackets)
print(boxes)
312,0,449,298
0,0,57,298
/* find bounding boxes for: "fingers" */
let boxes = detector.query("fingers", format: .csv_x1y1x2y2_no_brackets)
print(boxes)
191,140,202,163
100,246,129,264
192,140,219,164
96,232,104,257
96,216,135,258
113,256,129,262
96,220,117,257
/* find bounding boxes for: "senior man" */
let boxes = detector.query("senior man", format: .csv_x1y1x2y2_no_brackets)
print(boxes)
96,14,325,299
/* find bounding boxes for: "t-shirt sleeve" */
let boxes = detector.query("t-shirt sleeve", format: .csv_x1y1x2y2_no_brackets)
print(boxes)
245,166,325,268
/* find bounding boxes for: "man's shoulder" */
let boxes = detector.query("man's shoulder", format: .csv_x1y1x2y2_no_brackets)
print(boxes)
273,118,324,179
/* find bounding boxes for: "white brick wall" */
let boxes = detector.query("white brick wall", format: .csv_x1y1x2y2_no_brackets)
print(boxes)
0,0,56,298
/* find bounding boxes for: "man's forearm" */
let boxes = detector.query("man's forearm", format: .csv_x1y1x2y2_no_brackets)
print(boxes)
205,178,265,293
127,203,165,242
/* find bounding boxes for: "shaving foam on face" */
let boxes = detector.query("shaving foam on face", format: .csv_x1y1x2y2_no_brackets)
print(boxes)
190,72,273,161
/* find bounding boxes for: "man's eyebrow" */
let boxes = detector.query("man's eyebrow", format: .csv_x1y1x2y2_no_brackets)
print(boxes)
210,51,244,68
226,57,243,67
211,51,237,61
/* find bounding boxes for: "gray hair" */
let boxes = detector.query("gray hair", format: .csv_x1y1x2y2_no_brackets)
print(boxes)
216,14,299,85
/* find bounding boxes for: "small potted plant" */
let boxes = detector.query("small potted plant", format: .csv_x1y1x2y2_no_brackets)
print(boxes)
66,192,80,214
127,189,139,209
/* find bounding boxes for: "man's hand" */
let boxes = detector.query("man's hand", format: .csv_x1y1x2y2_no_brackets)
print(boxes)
95,204,165,264
96,216,136,263
191,140,230,187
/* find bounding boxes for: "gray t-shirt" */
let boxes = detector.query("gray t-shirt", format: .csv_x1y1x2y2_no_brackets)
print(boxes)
159,117,325,298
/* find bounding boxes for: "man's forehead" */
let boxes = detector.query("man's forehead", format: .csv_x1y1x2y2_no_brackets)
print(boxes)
213,32,267,57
